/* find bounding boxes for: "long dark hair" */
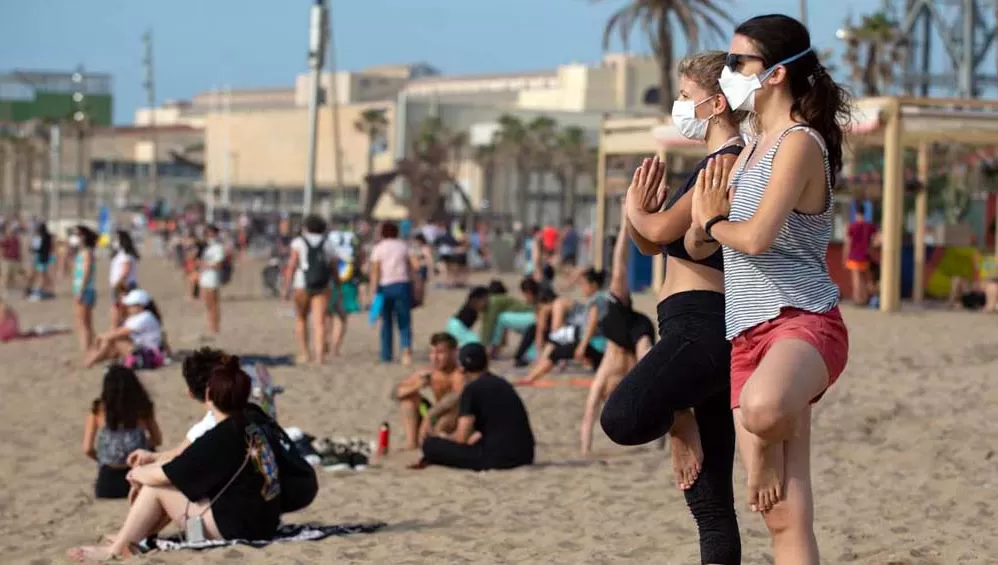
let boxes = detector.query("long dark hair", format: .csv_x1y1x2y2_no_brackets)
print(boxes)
116,230,140,260
76,225,99,249
95,364,154,430
734,14,851,185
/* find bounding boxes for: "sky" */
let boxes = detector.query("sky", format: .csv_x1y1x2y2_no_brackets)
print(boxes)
1,0,886,124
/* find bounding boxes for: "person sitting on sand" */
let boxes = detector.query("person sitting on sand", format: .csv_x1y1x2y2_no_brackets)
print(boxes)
518,269,610,385
419,343,535,471
391,332,466,449
481,277,541,363
83,289,168,369
445,285,490,346
948,246,998,312
68,355,282,562
83,364,162,499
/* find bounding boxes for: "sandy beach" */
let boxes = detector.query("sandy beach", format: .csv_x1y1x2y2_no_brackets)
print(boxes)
1,255,996,565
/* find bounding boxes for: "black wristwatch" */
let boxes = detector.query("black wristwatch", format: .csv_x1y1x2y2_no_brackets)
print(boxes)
704,215,729,242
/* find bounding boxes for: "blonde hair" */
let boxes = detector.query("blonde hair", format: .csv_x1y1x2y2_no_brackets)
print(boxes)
676,51,748,125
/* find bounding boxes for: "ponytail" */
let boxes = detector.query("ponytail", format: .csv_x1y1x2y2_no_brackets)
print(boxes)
145,299,163,324
789,57,851,187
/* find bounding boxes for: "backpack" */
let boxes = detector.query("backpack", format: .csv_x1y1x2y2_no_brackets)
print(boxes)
246,404,318,513
302,235,332,291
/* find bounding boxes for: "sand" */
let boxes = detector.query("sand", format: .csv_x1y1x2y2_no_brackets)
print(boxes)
1,254,996,565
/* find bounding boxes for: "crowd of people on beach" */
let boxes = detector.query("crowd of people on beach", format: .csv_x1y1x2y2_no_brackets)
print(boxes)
1,12,990,564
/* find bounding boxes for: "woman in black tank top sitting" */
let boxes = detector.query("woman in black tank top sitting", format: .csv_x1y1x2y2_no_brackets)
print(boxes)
599,51,745,565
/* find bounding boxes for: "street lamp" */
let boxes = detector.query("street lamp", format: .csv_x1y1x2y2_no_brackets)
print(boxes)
71,65,88,219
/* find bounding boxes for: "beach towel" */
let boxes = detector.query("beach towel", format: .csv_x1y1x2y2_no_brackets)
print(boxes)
136,522,387,553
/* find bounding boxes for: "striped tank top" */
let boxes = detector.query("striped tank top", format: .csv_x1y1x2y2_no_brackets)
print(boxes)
723,124,840,340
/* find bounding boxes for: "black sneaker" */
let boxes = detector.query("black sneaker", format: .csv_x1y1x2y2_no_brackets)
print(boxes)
321,439,352,472
349,438,371,471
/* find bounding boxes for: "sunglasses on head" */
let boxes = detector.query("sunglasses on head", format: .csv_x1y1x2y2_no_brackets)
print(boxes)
725,53,766,71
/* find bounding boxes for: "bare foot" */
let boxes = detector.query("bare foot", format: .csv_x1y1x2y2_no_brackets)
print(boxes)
400,350,412,367
67,545,117,562
745,434,786,513
668,409,703,490
295,353,311,365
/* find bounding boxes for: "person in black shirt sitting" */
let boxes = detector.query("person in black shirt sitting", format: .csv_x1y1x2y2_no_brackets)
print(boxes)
420,343,535,471
67,355,282,562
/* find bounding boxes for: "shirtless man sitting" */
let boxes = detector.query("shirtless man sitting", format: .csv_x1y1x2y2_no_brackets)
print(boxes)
392,332,466,449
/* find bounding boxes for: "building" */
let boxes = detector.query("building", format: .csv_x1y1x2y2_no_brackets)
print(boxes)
0,69,113,126
129,54,660,222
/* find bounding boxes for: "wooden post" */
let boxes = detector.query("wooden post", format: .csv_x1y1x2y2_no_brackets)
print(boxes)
651,145,668,290
879,98,904,312
913,141,929,303
593,124,607,270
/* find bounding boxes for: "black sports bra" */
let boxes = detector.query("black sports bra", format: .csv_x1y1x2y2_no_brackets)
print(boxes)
661,144,744,271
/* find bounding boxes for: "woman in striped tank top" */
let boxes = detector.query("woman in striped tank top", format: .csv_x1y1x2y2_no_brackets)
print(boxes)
690,15,851,565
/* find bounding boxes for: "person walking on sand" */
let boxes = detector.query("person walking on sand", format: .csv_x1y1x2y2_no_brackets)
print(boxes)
369,221,417,366
197,225,226,339
108,230,140,329
690,15,850,564
284,214,339,364
599,51,746,565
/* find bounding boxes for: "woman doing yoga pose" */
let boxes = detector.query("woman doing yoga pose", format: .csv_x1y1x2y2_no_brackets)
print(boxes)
690,15,850,564
600,50,746,565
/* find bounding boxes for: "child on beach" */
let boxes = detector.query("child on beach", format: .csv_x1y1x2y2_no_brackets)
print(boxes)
71,226,99,352
82,365,162,499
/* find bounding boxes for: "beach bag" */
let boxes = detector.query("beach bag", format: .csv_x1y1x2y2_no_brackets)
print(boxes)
368,292,384,325
247,404,319,513
303,235,332,291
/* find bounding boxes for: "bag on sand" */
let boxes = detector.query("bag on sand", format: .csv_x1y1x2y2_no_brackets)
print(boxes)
247,404,318,513
303,235,332,291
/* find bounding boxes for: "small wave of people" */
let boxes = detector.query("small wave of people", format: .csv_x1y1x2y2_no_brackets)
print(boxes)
83,289,170,369
68,354,283,562
418,343,535,471
82,364,162,499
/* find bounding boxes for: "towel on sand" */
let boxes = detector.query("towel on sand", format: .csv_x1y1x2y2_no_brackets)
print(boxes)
137,522,387,552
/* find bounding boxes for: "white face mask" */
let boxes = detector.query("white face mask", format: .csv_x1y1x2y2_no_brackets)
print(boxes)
718,47,813,113
68,235,81,247
671,98,714,141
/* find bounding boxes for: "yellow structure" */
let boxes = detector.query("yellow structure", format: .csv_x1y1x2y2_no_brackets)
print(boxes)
595,96,998,312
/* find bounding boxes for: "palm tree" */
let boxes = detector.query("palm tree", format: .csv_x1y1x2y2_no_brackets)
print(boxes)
841,11,905,96
552,126,591,221
494,115,532,222
473,143,498,216
599,0,733,114
526,116,559,224
398,117,472,224
355,108,389,215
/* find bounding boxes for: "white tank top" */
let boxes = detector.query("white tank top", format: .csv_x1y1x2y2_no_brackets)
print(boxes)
722,124,840,340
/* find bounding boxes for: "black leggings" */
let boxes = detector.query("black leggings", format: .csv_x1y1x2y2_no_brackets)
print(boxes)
600,290,740,565
422,436,533,471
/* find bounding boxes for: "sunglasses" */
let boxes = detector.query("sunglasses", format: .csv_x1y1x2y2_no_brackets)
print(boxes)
725,53,766,71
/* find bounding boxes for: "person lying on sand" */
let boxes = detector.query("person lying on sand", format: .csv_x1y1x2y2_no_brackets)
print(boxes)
480,277,541,364
68,356,282,562
419,343,535,471
391,332,467,449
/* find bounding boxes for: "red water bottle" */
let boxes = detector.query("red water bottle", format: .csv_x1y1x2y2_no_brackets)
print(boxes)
377,422,390,456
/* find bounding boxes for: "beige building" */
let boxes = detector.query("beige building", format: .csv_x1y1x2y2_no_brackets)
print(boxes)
133,54,661,219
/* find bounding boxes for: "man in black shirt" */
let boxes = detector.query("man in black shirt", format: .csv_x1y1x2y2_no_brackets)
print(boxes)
420,343,535,470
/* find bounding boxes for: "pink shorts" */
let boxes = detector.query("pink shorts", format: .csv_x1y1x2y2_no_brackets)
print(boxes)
730,307,849,409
